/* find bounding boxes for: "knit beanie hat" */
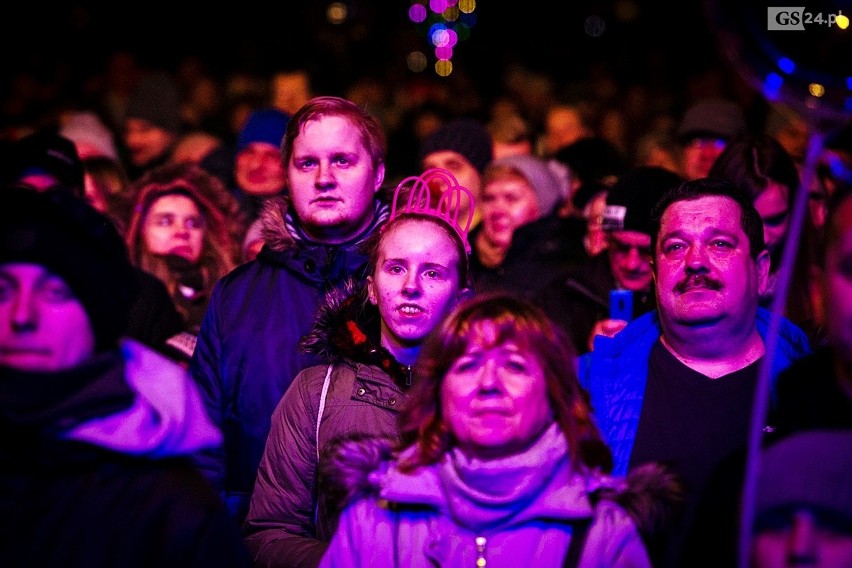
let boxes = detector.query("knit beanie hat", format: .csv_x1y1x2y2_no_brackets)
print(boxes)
554,137,627,188
126,72,182,134
486,154,564,215
419,118,493,173
755,430,852,529
236,108,291,154
677,98,747,143
0,187,138,351
60,111,120,160
8,132,85,196
602,166,684,235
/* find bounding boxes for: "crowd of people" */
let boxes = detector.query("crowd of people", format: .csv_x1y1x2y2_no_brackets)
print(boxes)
1,52,852,568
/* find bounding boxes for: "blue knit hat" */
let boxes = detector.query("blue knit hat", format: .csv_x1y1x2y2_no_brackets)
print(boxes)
236,108,290,154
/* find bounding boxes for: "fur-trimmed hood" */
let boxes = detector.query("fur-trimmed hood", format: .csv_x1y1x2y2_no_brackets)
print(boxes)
257,196,296,253
321,435,684,542
298,277,413,385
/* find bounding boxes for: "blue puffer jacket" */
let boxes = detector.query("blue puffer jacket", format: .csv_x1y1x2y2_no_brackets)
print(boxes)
189,196,387,522
577,308,812,476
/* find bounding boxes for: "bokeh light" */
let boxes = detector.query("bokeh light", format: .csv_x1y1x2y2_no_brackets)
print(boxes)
430,0,448,13
837,13,850,29
407,51,429,73
409,4,427,23
809,83,826,97
326,2,348,25
435,59,453,76
411,0,476,77
777,57,795,75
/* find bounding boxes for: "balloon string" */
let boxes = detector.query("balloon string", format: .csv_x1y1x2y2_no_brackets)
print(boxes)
737,128,825,568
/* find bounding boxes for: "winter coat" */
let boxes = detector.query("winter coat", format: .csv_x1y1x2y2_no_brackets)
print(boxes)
578,308,812,476
470,213,588,301
189,196,387,523
0,340,249,567
319,425,662,568
243,280,414,568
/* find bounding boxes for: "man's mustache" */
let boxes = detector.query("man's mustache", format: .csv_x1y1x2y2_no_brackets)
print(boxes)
676,274,722,293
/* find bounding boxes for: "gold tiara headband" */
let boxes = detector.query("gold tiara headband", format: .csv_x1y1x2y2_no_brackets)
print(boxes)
389,167,475,254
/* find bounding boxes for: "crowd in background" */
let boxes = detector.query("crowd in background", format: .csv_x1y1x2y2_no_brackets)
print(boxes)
1,32,852,568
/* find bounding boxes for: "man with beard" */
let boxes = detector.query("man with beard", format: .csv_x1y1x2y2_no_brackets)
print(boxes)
578,177,811,567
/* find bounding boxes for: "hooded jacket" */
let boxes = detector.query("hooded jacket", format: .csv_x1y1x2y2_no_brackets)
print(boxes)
0,340,249,567
243,280,413,568
318,426,678,568
190,195,387,523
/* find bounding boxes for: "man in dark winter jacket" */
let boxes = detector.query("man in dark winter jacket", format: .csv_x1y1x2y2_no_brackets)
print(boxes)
0,186,249,567
190,96,390,524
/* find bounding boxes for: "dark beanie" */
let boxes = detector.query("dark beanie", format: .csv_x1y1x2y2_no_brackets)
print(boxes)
8,132,85,196
237,108,290,154
419,118,493,173
602,167,684,235
0,187,138,351
126,72,183,134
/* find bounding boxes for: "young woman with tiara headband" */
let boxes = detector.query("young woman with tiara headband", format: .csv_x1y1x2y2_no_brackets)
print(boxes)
243,169,476,568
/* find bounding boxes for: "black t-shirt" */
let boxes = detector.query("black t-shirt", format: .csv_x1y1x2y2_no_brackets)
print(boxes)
629,339,761,568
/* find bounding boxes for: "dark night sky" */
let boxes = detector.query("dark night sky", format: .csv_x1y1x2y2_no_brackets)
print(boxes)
2,1,850,118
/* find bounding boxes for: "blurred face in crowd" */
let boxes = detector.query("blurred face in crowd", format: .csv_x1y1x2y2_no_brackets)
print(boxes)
442,320,552,460
752,508,852,568
0,263,95,372
287,115,383,244
143,194,205,263
682,137,727,181
368,218,463,362
608,230,654,292
422,151,482,227
124,118,177,168
654,196,769,334
824,195,852,364
583,191,609,257
235,142,287,196
754,182,791,256
480,172,541,251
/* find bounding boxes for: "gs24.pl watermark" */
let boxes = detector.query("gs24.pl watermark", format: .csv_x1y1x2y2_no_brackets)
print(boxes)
767,7,850,30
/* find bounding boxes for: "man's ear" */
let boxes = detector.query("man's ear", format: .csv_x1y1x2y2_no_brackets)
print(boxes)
373,163,386,193
756,249,771,296
366,275,378,305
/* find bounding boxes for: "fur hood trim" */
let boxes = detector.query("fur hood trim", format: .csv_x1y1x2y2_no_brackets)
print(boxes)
298,278,413,383
258,196,295,253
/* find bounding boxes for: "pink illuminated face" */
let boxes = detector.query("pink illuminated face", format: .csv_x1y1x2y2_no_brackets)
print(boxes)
608,230,654,292
367,219,462,361
124,118,177,167
754,182,791,256
422,150,482,226
235,142,286,196
442,322,553,460
682,137,727,181
752,509,852,568
654,196,769,332
480,174,541,251
143,194,205,263
287,115,384,244
0,263,95,372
